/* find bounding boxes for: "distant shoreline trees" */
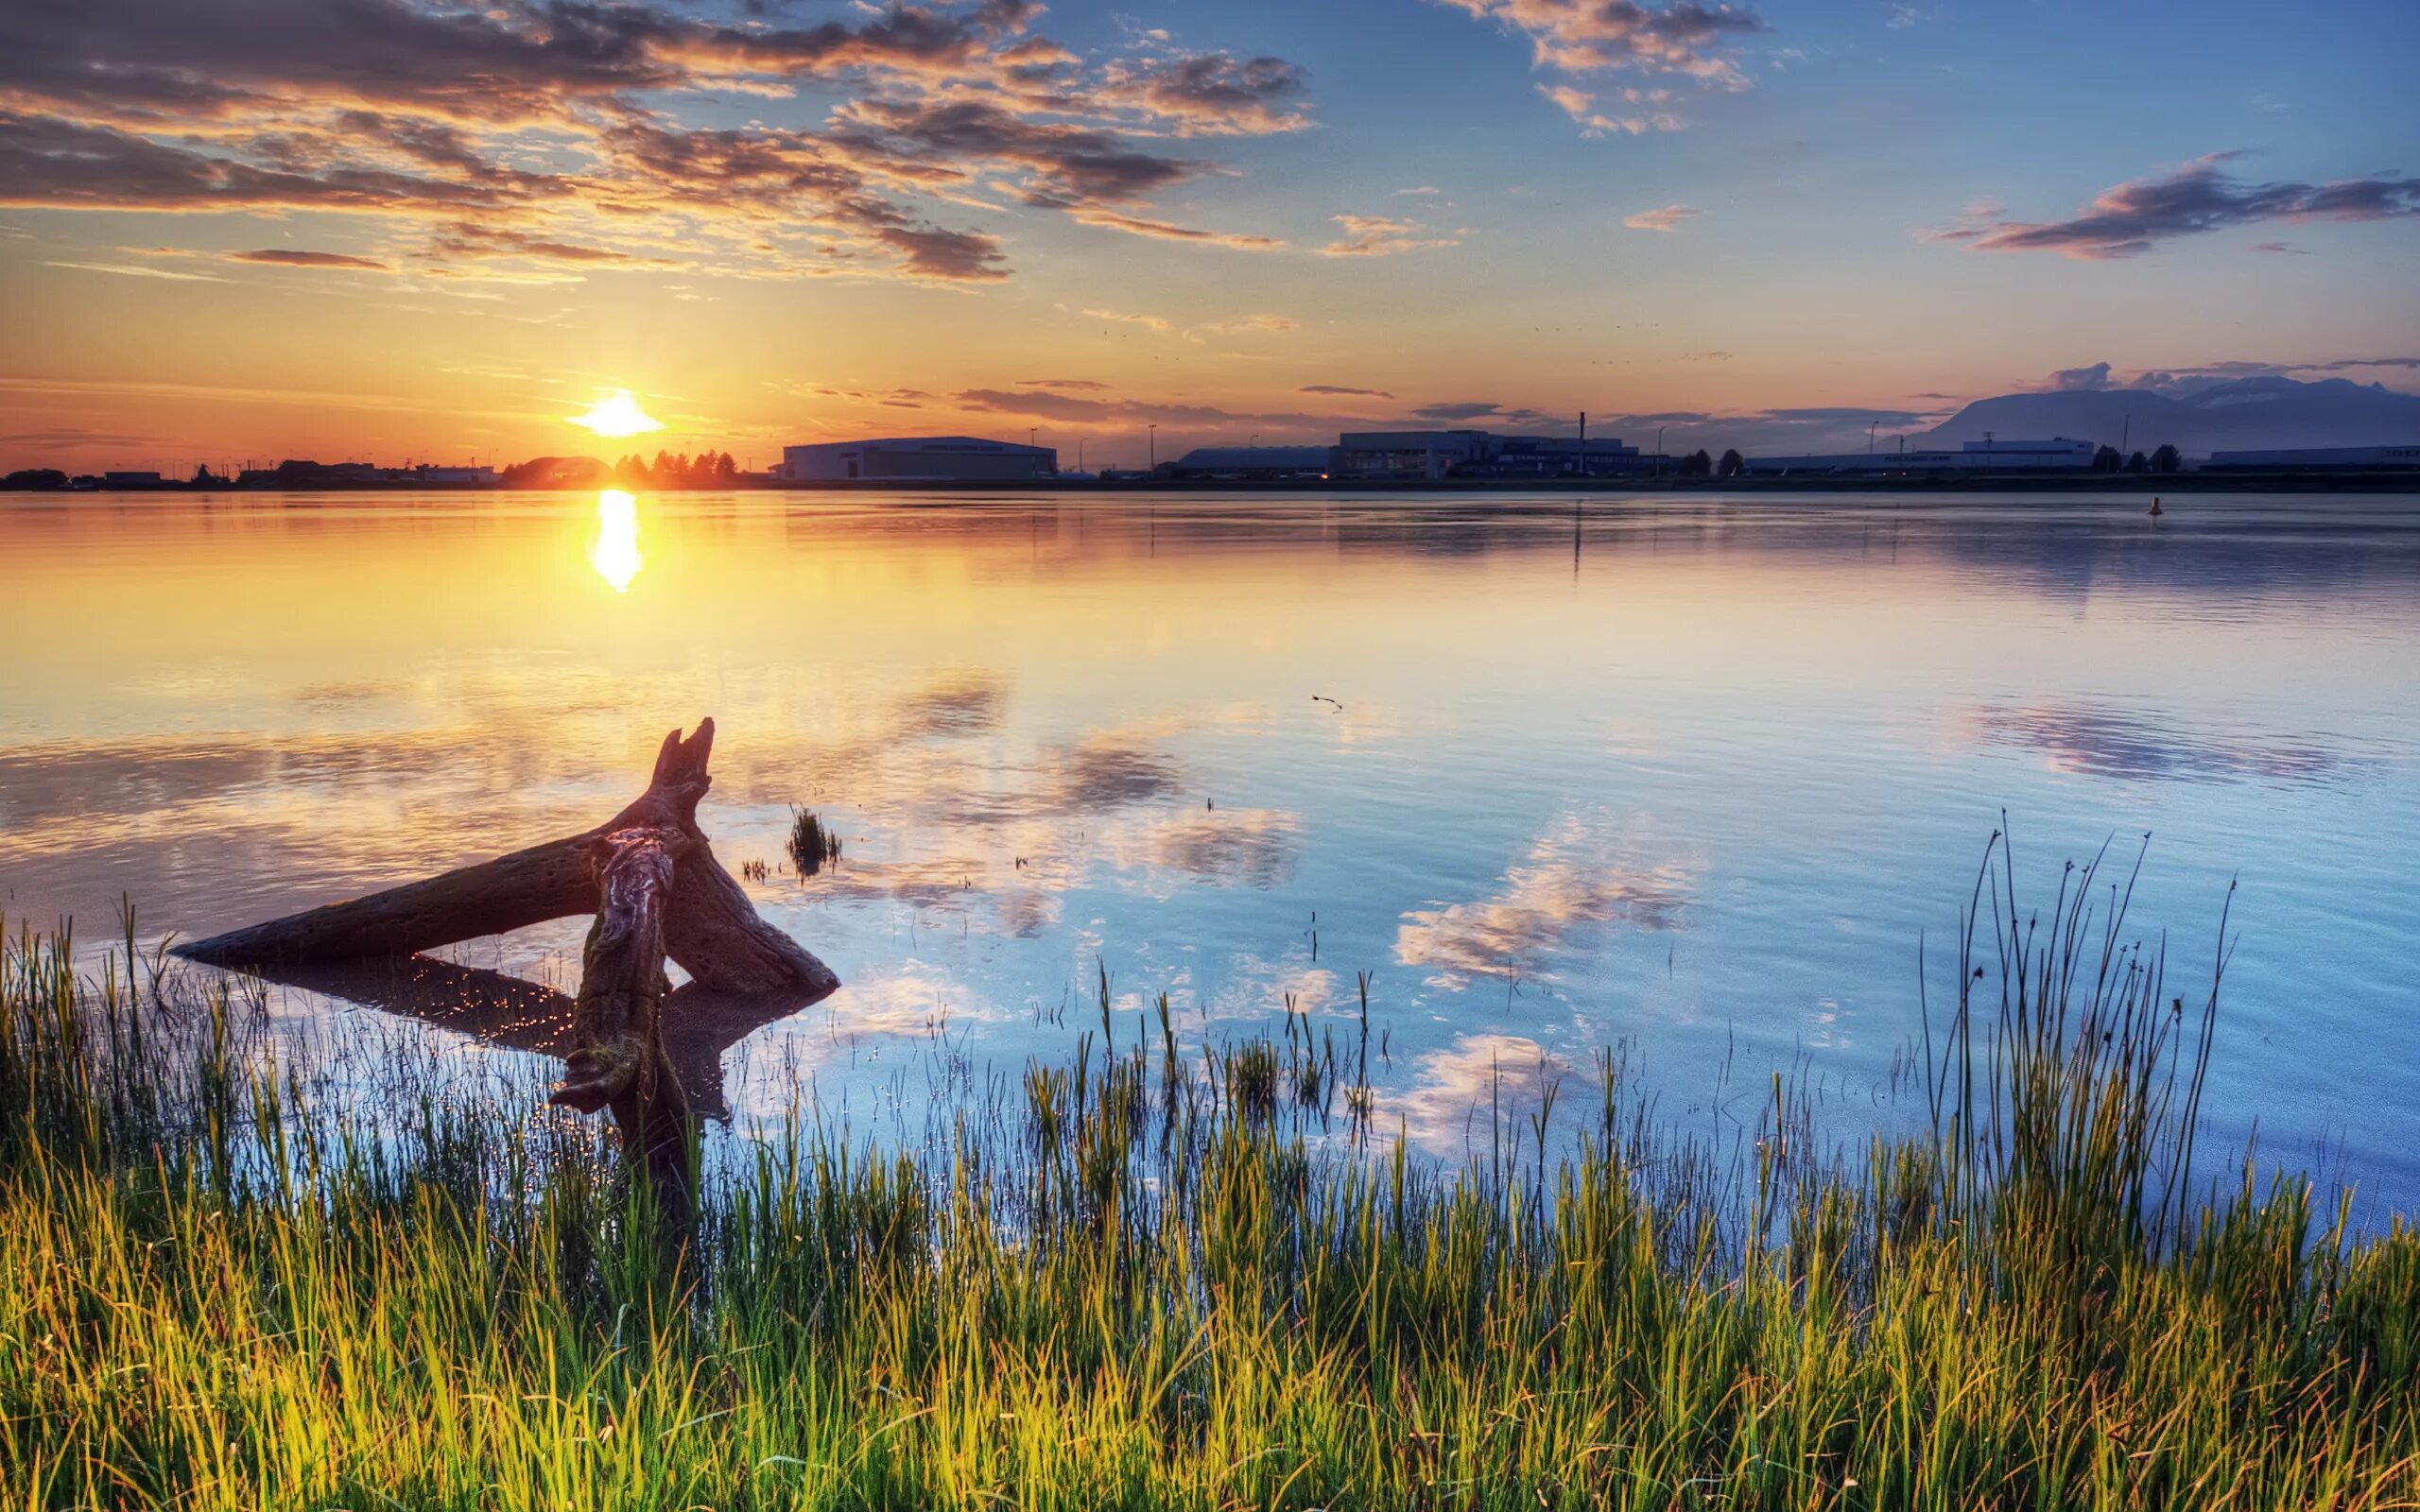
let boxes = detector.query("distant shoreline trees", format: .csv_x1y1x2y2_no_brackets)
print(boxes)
614,451,740,489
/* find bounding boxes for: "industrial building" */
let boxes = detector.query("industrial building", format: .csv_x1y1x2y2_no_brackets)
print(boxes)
1742,438,2098,475
1163,446,1336,480
781,436,1055,482
1334,430,1648,480
2204,444,2420,470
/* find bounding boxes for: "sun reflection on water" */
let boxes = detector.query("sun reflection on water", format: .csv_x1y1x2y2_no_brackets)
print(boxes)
589,489,642,592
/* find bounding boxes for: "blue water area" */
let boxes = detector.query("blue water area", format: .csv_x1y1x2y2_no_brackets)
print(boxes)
2,490,2414,1213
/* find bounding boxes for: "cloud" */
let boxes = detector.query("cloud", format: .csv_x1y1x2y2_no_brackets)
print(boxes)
1943,153,2420,260
0,0,1312,284
1623,202,1701,232
225,248,392,270
954,387,1337,430
1300,384,1395,399
1413,401,1517,422
43,259,224,281
1394,185,1442,197
1209,312,1299,333
1538,82,1683,135
1320,213,1459,256
1062,208,1286,249
1443,0,1767,86
1018,377,1110,391
2250,240,2310,254
0,426,165,449
1092,51,1313,136
2043,361,2114,392
1080,308,1173,332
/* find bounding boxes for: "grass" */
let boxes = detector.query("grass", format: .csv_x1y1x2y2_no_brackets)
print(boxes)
787,807,842,877
1,839,2415,1510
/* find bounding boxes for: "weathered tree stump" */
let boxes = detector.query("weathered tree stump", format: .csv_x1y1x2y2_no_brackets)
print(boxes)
178,719,837,999
178,718,836,1206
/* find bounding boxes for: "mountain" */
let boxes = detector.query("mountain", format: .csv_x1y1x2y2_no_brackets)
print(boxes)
1917,377,2420,456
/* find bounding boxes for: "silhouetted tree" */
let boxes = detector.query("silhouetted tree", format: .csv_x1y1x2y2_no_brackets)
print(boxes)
2125,451,2149,473
614,453,651,485
2092,444,2123,472
2150,443,2182,473
1717,448,1744,477
714,451,738,481
1679,448,1713,478
651,450,676,479
3,469,68,490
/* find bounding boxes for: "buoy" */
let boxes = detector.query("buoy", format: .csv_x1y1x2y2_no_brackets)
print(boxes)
2149,497,2163,517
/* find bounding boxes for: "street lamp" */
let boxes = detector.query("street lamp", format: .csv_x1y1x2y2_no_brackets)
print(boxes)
1148,423,1158,468
1655,425,1666,478
1869,420,1879,455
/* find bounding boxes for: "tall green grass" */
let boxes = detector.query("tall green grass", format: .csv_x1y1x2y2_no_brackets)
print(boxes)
2,844,2415,1509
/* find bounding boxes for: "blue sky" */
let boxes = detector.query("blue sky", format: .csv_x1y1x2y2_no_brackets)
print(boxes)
0,0,2413,468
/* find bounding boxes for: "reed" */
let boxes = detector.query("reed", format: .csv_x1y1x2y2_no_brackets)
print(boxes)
786,807,843,876
1,845,2413,1510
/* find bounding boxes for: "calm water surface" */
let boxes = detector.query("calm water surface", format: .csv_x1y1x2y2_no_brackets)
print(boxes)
4,490,2415,1210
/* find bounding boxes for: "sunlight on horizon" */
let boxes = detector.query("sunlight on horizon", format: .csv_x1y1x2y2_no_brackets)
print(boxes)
589,489,642,592
567,391,665,439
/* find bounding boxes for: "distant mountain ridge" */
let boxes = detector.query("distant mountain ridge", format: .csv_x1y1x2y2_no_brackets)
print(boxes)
1917,376,2420,456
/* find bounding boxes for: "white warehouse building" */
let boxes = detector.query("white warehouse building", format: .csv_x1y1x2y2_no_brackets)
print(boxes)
781,436,1057,482
1743,438,2098,475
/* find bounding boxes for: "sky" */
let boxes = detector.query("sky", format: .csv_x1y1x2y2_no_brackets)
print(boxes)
1,0,2416,472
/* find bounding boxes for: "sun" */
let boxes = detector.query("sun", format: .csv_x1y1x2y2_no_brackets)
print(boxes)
567,391,665,438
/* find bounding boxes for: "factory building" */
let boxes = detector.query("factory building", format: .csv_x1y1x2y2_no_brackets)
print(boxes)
781,436,1056,482
1334,430,1648,479
2204,445,2420,470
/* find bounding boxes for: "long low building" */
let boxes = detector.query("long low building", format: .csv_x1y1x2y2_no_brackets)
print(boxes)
2204,444,2420,470
782,436,1056,481
1744,438,2098,475
1335,430,1648,479
1164,446,1337,479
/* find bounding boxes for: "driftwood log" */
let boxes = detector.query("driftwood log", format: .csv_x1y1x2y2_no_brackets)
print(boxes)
179,719,837,1205
179,719,835,999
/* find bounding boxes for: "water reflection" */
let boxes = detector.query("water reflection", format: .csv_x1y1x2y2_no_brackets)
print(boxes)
3,490,2418,1211
1963,700,2360,785
590,489,642,591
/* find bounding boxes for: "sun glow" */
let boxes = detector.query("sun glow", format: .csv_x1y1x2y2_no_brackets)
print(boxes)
567,391,665,438
589,490,642,592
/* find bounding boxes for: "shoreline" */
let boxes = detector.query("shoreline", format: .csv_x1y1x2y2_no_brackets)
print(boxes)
7,469,2420,497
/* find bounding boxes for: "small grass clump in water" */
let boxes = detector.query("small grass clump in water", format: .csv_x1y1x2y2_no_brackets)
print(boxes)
1,839,2416,1510
786,805,842,876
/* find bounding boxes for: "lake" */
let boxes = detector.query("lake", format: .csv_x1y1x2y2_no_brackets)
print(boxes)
3,490,2415,1212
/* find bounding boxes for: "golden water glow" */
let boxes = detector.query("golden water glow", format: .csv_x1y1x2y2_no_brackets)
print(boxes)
588,490,642,592
567,391,665,438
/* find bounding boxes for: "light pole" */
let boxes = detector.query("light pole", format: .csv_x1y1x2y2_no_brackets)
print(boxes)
1655,425,1666,478
1869,420,1879,455
1249,433,1258,449
1148,423,1158,469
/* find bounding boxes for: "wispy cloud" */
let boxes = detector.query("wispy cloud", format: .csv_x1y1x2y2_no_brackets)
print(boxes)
1934,153,2420,260
1623,203,1701,232
1320,214,1459,256
1301,384,1395,399
43,259,224,281
227,249,393,270
1080,308,1173,332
